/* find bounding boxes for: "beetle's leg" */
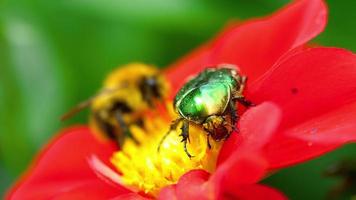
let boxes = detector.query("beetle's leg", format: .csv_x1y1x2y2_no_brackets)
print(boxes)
233,76,255,107
234,95,255,107
229,101,238,126
114,110,139,146
157,118,183,152
202,126,213,148
232,92,254,107
180,120,194,159
227,100,239,134
239,76,247,93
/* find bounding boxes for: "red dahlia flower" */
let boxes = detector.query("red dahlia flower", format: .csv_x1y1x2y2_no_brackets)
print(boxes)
6,0,356,199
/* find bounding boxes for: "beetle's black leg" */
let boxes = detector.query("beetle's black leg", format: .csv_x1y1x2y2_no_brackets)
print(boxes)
233,75,255,107
114,110,138,146
180,120,194,159
233,112,240,133
206,134,211,149
228,101,238,126
234,96,255,107
232,92,254,107
240,76,247,89
157,118,183,152
219,101,239,139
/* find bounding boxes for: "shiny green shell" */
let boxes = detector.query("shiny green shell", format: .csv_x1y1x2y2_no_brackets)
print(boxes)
174,68,238,123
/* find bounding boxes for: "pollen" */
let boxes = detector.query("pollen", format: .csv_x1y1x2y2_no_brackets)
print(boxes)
110,105,222,196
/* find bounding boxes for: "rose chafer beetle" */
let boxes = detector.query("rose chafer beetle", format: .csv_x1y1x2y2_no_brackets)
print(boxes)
158,64,253,158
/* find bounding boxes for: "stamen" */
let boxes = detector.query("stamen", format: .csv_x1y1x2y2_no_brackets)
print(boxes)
110,106,222,196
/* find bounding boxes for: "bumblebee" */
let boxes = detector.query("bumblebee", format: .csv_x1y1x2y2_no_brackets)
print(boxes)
61,63,169,145
158,64,253,158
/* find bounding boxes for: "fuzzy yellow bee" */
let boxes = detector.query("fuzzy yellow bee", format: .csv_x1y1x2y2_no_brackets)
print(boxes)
61,63,169,145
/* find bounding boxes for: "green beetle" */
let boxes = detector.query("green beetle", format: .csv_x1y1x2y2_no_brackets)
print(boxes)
158,64,253,158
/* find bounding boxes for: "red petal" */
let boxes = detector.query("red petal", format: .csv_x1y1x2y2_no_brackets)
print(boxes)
221,184,287,200
263,135,337,170
212,154,267,199
175,170,211,200
290,102,356,144
165,0,327,92
6,126,130,200
159,103,282,200
248,47,356,168
210,103,281,198
49,182,127,200
265,102,356,168
158,185,177,200
211,0,327,82
111,193,150,200
165,43,214,95
218,102,281,165
169,168,285,200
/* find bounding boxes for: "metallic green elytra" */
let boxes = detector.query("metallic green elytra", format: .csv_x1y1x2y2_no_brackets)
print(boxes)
174,68,237,123
158,65,254,158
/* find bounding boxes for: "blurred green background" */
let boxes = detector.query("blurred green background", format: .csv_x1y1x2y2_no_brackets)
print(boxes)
1,0,355,199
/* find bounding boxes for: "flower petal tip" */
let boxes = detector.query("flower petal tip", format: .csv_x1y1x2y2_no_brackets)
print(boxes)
88,155,124,188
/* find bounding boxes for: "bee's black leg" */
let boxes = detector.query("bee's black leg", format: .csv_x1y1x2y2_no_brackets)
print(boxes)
94,113,117,141
139,76,161,108
157,118,183,152
134,118,144,128
114,110,138,146
206,134,211,149
180,120,194,159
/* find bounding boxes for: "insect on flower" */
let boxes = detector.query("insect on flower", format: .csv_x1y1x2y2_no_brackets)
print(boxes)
158,64,254,158
10,0,356,199
61,63,169,146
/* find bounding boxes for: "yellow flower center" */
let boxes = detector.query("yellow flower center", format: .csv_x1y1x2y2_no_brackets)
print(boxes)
110,105,222,196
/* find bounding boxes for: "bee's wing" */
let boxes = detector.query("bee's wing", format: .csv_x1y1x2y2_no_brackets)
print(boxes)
60,85,126,121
